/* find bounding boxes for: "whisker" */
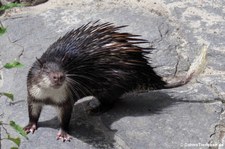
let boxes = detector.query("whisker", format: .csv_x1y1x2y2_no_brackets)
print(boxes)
66,80,80,100
66,78,85,97
66,74,99,85
66,77,93,97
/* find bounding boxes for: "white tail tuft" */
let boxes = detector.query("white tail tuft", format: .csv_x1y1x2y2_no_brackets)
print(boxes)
186,44,208,81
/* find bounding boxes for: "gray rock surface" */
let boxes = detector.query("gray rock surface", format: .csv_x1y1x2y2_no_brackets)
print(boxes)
1,0,225,149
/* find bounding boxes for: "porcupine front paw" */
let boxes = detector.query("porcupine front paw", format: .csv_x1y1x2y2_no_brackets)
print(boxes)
56,129,72,142
24,122,37,134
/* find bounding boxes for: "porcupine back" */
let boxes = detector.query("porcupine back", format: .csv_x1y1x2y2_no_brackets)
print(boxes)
39,22,167,98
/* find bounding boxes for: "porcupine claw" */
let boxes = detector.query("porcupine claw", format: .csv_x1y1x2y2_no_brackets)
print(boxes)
24,122,37,134
56,129,72,142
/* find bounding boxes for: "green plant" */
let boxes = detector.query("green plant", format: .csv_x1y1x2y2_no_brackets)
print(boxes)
0,26,6,36
0,3,23,11
0,2,24,36
0,60,24,102
0,121,28,149
3,60,24,69
0,92,13,101
0,60,28,149
0,3,27,148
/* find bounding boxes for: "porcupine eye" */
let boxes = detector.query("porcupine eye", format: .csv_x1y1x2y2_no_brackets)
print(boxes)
41,65,50,75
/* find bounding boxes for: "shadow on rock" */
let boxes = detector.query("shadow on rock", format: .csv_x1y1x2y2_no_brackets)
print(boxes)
38,91,179,148
70,91,179,148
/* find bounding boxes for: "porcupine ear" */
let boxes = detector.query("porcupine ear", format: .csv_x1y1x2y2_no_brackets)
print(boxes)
36,57,44,67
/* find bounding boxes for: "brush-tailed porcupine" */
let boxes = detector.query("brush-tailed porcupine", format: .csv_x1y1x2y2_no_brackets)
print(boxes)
24,21,191,141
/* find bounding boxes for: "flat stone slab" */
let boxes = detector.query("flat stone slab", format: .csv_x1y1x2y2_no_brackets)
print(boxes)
1,0,225,149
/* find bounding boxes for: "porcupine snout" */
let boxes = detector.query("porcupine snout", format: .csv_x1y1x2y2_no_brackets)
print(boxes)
49,72,65,87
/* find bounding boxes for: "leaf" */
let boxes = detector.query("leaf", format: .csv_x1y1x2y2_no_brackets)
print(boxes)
9,121,28,139
0,92,14,101
0,121,2,125
0,3,23,11
0,27,7,36
7,135,21,147
3,60,24,69
11,147,19,149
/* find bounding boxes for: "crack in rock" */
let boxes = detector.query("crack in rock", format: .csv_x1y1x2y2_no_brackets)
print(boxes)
195,80,225,149
6,35,25,60
209,113,225,149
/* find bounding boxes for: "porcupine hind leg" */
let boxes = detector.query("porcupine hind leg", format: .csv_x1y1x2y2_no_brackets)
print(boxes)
89,87,125,114
89,97,116,114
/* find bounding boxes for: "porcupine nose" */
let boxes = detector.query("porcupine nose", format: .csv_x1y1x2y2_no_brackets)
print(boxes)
50,72,65,85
